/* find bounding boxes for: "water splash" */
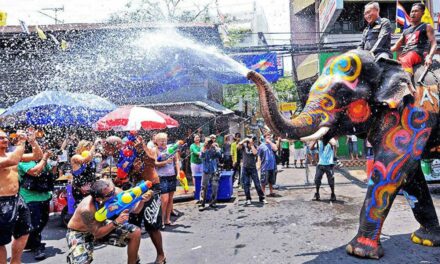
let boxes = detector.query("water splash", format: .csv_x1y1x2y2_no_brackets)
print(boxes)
133,30,249,77
1,27,250,107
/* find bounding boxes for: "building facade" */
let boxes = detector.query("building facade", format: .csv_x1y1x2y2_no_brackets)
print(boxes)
291,0,439,83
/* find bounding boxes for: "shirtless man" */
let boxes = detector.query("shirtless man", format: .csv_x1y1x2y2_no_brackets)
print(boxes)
66,179,152,264
104,135,166,264
0,128,43,264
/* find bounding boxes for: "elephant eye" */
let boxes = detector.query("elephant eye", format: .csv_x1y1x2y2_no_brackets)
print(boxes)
334,88,354,105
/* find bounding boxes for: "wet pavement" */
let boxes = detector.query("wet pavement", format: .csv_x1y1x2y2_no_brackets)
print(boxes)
8,166,440,263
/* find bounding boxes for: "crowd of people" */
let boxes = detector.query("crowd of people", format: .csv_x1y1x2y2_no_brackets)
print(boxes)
0,126,286,264
0,124,404,264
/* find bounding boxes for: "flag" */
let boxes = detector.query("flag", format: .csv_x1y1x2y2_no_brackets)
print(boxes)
48,33,60,45
61,40,68,51
19,20,30,34
421,1,434,27
438,12,440,32
0,11,6,26
35,25,47,40
396,1,410,30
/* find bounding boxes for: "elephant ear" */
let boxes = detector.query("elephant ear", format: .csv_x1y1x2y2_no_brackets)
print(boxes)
374,61,413,109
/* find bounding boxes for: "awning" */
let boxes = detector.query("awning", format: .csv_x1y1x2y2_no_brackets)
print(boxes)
296,54,319,81
141,100,234,118
293,0,315,14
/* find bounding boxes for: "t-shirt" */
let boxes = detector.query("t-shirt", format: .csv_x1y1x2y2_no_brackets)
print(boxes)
18,161,53,203
348,135,357,142
231,141,238,163
257,143,276,172
281,140,290,149
58,149,68,163
223,143,231,157
318,141,334,166
216,135,224,147
294,140,304,149
242,144,257,168
190,143,202,164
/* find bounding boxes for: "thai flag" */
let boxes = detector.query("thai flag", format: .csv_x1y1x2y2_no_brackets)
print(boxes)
396,1,410,29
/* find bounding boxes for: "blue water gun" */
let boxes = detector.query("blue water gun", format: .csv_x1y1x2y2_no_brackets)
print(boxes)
94,180,153,222
116,132,138,182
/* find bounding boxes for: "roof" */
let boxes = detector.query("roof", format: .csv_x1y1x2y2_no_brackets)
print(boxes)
0,22,223,108
0,22,219,35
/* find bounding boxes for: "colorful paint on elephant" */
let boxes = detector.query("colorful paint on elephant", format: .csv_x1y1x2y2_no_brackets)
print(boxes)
294,52,365,128
365,103,431,240
250,48,440,259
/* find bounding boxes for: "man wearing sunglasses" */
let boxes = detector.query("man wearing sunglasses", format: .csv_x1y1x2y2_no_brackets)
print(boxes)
0,129,43,264
66,179,153,264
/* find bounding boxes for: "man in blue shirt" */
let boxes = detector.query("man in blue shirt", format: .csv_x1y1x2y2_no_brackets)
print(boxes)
313,139,337,201
257,132,278,197
199,137,222,211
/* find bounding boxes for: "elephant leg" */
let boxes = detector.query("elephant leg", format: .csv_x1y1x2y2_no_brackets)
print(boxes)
402,163,440,246
346,159,406,259
346,105,432,259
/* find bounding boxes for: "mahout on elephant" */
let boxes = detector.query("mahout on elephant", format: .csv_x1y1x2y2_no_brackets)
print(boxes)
248,49,440,259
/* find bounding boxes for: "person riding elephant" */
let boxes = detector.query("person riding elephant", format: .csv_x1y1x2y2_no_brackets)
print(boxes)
391,3,437,79
358,2,392,60
248,49,440,259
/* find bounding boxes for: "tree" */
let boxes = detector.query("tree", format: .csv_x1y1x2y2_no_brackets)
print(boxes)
223,28,252,48
223,77,299,112
107,0,212,24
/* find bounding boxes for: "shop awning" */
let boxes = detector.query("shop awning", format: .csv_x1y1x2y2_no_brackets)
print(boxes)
141,100,234,118
296,54,318,81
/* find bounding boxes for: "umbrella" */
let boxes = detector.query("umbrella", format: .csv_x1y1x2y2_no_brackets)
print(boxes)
0,90,116,126
93,106,179,131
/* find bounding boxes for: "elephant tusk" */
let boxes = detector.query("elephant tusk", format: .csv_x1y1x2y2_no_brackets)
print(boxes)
300,127,330,142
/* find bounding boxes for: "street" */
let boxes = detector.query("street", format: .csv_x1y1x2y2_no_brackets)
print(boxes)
9,166,440,264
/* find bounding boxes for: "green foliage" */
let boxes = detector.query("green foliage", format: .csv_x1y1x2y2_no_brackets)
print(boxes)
107,0,212,23
223,28,251,47
223,77,299,110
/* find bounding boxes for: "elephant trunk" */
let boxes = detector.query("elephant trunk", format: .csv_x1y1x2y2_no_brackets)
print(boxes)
247,71,323,140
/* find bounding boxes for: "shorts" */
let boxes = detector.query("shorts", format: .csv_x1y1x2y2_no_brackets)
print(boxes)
293,148,305,160
0,195,32,246
260,170,277,185
190,163,203,176
159,175,177,194
315,165,335,186
348,142,358,154
398,50,423,74
129,184,162,231
66,222,138,264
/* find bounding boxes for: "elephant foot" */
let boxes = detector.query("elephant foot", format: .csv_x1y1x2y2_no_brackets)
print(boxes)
411,226,440,247
346,236,384,259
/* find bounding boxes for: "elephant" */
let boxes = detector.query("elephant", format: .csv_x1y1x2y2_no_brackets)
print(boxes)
247,49,440,259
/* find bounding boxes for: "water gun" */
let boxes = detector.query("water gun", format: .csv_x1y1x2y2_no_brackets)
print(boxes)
116,132,138,182
177,170,189,193
157,140,186,161
95,180,153,222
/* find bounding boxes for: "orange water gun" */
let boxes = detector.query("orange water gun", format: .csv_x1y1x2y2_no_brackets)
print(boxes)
177,170,189,193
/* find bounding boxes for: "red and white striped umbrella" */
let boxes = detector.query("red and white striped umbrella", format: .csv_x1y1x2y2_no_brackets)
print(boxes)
93,106,179,131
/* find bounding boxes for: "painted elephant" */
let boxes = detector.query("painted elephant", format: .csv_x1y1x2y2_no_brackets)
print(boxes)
248,49,440,259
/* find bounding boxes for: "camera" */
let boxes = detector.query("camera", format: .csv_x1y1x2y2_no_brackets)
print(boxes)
246,135,257,142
